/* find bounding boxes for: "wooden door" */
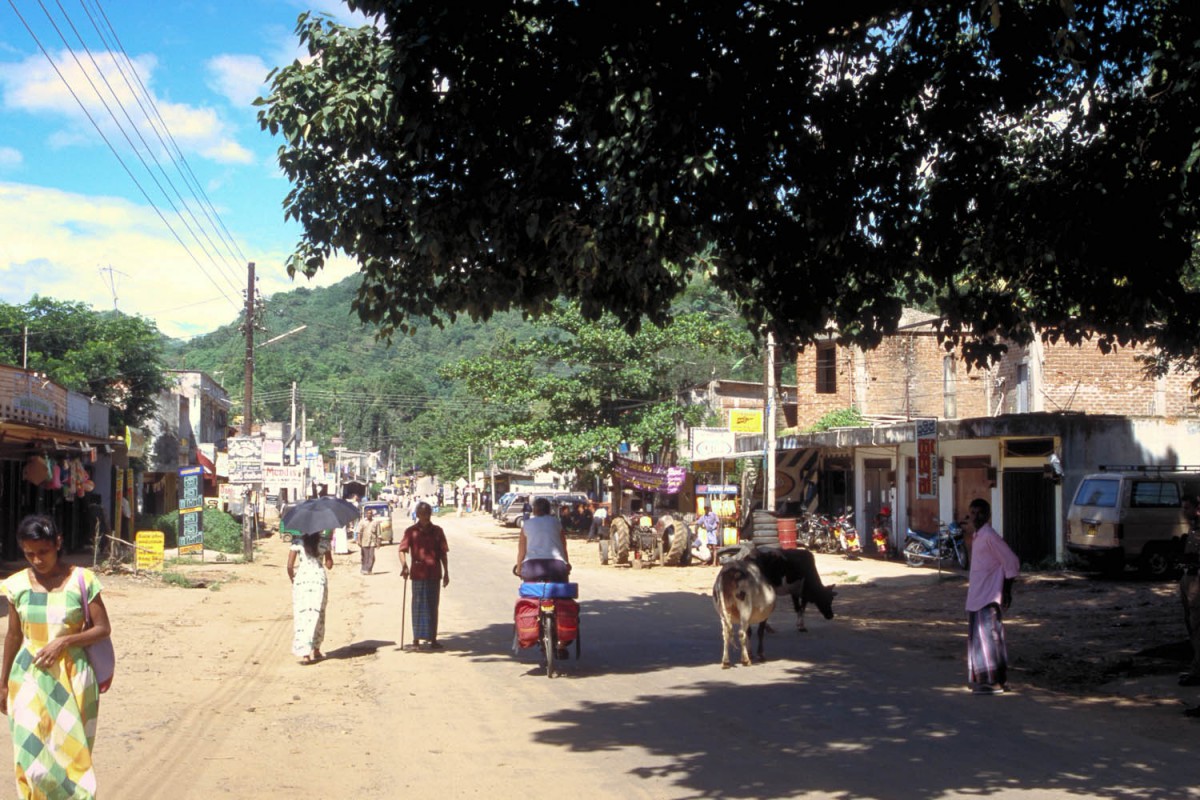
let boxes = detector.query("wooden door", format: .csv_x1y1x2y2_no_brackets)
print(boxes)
906,457,939,534
954,456,993,529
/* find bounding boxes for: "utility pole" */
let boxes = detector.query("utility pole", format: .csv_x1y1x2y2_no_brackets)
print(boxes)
489,444,496,511
242,262,256,435
241,262,256,562
290,381,298,465
764,329,777,513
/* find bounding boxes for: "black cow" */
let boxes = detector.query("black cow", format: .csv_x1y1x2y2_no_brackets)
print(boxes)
754,548,837,632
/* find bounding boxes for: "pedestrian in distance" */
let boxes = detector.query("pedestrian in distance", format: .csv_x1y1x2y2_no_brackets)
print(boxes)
1176,496,1200,715
288,531,334,664
1,514,112,799
521,499,532,523
696,505,721,565
357,507,381,575
398,502,450,651
964,498,1020,695
587,502,608,542
516,496,571,582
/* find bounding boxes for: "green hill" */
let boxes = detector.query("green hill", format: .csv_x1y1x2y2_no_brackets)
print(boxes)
165,275,529,465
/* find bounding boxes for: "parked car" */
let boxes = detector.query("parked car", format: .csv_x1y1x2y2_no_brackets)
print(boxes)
361,500,395,544
1066,467,1200,576
492,492,516,519
500,493,540,527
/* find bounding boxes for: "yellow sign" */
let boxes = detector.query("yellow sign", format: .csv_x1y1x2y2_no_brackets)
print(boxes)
135,530,165,572
728,409,763,433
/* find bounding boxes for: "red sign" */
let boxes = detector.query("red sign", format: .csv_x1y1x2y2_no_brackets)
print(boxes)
915,419,938,499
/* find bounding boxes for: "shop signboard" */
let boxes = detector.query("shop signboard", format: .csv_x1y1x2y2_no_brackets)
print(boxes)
728,409,763,433
135,530,165,572
0,365,68,428
178,509,204,556
916,419,938,499
262,465,304,498
178,465,205,556
179,466,204,513
262,439,284,465
228,435,264,484
696,484,739,495
690,427,736,460
613,455,686,494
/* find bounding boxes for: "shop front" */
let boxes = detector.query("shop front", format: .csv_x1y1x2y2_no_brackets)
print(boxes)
0,366,119,559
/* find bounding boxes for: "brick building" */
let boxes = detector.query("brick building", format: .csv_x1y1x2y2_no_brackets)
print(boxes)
740,310,1200,564
793,310,1200,428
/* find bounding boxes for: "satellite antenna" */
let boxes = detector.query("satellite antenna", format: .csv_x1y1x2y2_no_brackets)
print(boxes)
98,265,129,310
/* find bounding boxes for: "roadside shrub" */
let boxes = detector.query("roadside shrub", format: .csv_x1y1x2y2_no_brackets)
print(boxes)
809,407,867,432
149,509,243,554
152,511,178,548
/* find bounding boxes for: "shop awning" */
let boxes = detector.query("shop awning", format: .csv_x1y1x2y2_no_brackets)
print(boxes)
0,419,117,458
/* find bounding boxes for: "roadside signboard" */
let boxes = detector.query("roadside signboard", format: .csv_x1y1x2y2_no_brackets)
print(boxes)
229,436,264,484
916,419,938,499
728,409,763,433
180,466,203,512
135,530,165,572
178,465,205,556
690,427,736,460
178,509,204,556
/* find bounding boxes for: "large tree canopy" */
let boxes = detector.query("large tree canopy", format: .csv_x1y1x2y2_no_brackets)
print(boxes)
259,1,1200,365
442,299,755,475
0,297,169,430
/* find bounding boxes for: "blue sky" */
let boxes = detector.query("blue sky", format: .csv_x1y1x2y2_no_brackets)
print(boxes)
0,1,366,339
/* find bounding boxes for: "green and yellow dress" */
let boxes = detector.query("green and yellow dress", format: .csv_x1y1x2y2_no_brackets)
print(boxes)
1,567,102,799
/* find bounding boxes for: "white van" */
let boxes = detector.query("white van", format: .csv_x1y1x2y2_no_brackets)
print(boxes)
1066,467,1200,576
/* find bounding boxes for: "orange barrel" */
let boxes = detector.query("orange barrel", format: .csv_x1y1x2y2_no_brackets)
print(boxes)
777,517,799,549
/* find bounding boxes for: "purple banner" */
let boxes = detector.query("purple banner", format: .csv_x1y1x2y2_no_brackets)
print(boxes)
614,455,686,494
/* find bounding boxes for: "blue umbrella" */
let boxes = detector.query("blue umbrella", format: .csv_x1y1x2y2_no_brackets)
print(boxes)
282,496,360,535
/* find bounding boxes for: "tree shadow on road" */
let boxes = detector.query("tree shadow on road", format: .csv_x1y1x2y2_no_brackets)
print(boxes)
525,656,1195,799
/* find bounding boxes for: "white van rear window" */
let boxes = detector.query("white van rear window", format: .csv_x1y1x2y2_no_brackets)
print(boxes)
1074,478,1119,508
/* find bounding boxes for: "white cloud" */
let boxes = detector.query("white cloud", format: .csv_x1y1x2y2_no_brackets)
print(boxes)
0,49,252,166
0,146,21,169
206,54,270,109
0,182,358,339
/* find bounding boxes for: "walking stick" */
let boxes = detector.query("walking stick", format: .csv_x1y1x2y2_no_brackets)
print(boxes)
400,572,409,650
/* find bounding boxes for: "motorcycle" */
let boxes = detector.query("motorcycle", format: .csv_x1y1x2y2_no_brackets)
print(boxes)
871,505,892,558
903,521,968,569
832,507,860,559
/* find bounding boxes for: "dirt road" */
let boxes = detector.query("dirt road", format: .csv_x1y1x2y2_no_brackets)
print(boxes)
1,514,1198,799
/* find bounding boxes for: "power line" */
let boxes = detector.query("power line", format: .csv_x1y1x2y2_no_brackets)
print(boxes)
33,0,243,295
80,0,249,268
4,0,244,309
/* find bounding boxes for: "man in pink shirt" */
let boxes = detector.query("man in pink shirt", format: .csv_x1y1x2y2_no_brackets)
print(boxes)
965,498,1020,695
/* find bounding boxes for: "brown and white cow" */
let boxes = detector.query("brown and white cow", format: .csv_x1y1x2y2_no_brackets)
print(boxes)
712,557,777,667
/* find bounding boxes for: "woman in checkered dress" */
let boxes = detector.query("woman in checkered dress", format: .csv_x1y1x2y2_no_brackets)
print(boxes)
1,515,112,799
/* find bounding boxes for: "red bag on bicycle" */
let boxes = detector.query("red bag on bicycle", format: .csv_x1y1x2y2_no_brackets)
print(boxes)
554,598,580,645
514,598,540,648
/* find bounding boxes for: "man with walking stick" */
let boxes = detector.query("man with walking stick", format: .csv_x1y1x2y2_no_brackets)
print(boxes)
398,502,450,651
